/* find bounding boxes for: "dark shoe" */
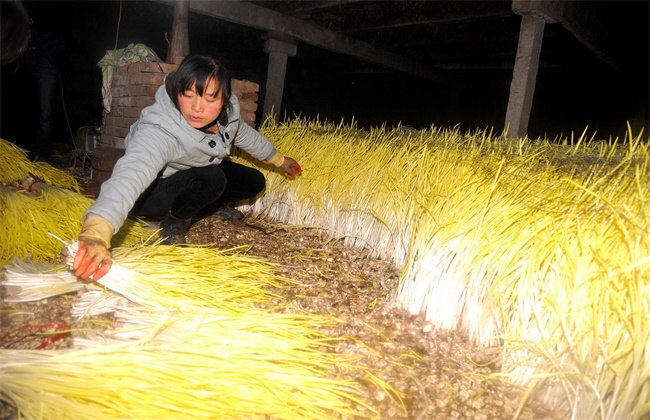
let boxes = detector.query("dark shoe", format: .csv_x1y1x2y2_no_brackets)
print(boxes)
214,204,245,221
159,211,192,244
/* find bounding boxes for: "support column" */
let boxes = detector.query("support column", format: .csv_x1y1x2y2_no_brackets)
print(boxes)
504,14,545,139
262,34,297,122
506,1,564,139
166,0,190,64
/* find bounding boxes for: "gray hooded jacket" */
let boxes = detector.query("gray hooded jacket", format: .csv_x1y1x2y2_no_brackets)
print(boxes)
86,83,277,233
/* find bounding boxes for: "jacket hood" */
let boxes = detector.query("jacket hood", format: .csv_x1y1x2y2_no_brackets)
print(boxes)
153,83,208,144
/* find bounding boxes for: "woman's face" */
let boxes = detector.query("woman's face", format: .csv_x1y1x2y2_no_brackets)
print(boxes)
177,78,224,129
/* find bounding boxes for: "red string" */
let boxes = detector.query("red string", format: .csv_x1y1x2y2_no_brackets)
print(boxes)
0,322,71,350
26,179,41,192
25,172,45,192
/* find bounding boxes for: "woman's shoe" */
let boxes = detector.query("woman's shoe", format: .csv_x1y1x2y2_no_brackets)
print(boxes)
159,211,192,244
214,204,245,221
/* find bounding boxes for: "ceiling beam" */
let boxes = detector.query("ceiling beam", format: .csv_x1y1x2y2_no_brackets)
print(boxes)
278,0,380,16
561,1,618,71
153,0,448,83
513,0,619,71
333,2,513,33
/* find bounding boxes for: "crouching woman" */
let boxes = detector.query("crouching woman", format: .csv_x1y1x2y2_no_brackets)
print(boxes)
73,54,300,281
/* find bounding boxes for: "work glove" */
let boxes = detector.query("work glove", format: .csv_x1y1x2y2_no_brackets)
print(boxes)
266,152,302,178
73,214,113,281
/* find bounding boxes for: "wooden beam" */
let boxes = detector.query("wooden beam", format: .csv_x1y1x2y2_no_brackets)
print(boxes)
511,0,564,23
505,14,545,139
279,0,379,16
262,35,298,121
166,0,190,64
513,0,618,70
153,0,448,83
561,1,618,71
334,2,513,33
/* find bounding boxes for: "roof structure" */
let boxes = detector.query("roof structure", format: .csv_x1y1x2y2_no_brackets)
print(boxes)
154,0,648,138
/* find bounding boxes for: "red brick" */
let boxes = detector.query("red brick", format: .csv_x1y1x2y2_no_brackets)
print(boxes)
112,86,125,97
232,79,259,93
125,63,143,73
101,135,126,149
82,181,102,198
115,97,135,107
115,85,147,97
105,116,133,129
123,107,142,118
138,62,163,73
240,99,258,113
135,96,155,108
104,125,130,138
241,111,257,127
126,72,165,86
159,63,178,74
109,107,124,117
92,147,125,171
112,74,128,86
242,92,259,102
231,79,244,92
142,84,160,96
103,116,119,128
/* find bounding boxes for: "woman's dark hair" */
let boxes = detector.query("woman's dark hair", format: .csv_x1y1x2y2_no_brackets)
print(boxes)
165,54,233,125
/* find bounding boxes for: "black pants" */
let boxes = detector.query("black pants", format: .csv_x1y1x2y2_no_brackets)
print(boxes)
130,160,265,220
26,46,59,161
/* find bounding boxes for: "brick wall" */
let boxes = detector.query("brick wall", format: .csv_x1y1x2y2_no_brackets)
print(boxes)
89,62,260,190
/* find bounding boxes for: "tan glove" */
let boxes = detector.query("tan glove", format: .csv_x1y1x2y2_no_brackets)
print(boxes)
78,214,113,248
74,214,114,281
266,151,285,167
266,152,302,178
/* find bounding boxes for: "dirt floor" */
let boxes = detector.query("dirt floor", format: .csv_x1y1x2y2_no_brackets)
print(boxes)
0,143,565,419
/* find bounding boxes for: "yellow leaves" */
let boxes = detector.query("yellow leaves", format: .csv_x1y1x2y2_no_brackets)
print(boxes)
0,138,80,192
242,117,649,419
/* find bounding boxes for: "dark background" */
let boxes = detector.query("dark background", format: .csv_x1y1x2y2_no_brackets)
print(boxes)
1,0,648,155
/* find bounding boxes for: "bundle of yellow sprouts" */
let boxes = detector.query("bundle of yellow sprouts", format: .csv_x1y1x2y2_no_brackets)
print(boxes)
0,138,80,192
2,244,397,419
0,139,155,266
2,258,85,302
1,345,379,419
232,118,650,419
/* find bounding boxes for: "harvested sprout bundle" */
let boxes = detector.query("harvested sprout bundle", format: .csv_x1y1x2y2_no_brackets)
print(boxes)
3,243,290,314
234,118,649,419
1,244,396,419
0,138,80,193
88,243,289,311
0,182,155,266
2,258,84,302
0,139,154,266
0,345,376,420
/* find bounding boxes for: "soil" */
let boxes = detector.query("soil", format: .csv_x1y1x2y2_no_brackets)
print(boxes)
0,143,565,419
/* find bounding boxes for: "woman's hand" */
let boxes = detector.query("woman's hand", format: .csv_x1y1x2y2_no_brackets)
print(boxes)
280,156,302,178
73,238,112,281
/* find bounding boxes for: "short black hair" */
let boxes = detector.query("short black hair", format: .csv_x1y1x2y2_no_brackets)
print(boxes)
165,54,233,125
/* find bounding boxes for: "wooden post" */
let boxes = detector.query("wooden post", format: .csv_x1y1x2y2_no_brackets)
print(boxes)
504,14,545,139
262,34,297,122
166,0,190,64
506,0,565,139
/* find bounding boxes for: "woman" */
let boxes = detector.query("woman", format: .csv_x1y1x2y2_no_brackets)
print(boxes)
73,54,300,281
